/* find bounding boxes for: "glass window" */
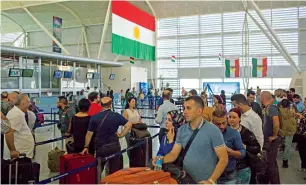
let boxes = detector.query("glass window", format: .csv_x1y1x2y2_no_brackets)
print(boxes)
22,59,38,89
248,78,272,91
51,65,60,89
41,63,51,88
180,79,199,89
272,78,291,90
0,58,19,89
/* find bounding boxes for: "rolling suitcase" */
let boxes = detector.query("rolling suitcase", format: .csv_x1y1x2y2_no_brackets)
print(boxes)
1,153,40,184
59,154,97,184
101,167,177,184
129,137,152,167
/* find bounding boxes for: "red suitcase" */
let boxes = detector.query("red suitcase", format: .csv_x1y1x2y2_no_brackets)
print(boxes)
60,154,97,184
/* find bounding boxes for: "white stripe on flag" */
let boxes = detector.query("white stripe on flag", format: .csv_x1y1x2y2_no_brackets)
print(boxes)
112,13,155,46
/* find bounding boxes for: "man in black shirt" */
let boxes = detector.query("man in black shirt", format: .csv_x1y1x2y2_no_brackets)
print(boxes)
81,97,134,178
247,91,262,118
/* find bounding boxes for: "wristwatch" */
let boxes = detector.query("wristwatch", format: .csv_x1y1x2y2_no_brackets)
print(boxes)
208,179,215,184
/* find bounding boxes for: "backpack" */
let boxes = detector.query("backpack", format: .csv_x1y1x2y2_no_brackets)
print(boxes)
265,104,296,136
48,147,65,172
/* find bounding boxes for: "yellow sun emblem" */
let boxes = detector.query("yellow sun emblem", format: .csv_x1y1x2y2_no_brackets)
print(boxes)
134,26,140,40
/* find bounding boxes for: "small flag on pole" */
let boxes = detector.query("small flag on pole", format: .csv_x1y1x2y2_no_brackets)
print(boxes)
171,56,176,63
130,57,134,64
219,53,222,61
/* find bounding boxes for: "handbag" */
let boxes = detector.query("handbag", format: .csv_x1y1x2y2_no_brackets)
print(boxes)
247,150,268,175
131,123,151,139
162,120,206,184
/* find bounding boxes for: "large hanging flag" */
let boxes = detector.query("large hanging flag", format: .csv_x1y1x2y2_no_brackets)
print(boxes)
252,57,267,77
112,1,156,61
130,57,135,64
225,58,240,78
171,56,176,63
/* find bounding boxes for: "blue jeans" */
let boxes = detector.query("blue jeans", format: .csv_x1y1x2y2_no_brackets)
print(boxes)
283,135,293,161
218,171,237,184
236,167,251,184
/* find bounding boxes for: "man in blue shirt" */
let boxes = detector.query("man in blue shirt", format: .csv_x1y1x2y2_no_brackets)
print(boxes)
293,94,305,113
81,97,134,178
156,88,174,110
212,108,246,184
160,96,228,184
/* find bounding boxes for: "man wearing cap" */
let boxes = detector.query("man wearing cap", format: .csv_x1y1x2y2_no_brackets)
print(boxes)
81,97,136,178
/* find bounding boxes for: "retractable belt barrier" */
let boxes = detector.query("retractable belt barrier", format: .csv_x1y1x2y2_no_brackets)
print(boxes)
36,133,159,184
35,121,59,128
35,135,71,146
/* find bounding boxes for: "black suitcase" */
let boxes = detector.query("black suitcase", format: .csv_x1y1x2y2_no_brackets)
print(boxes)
129,137,152,167
1,154,40,184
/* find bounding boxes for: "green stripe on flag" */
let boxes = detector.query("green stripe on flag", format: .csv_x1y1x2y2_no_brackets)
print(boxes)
252,58,258,77
225,59,230,78
112,33,155,61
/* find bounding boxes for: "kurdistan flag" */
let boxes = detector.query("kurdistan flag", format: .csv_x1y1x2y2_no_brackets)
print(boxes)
252,57,267,77
112,0,156,61
225,59,240,78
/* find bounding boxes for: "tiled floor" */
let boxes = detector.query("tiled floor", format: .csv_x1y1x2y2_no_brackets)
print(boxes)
33,109,306,184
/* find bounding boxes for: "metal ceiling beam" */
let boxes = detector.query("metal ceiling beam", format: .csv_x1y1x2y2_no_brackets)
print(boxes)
145,0,157,17
1,13,26,33
22,7,70,55
248,0,300,73
55,2,91,57
1,0,66,11
97,0,111,59
1,46,123,67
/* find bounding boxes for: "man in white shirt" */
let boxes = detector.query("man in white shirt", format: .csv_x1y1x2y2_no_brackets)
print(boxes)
231,94,264,149
155,90,179,142
4,94,35,159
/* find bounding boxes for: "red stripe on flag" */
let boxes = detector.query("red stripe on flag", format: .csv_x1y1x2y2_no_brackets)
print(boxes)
112,0,155,31
262,58,267,77
235,59,240,77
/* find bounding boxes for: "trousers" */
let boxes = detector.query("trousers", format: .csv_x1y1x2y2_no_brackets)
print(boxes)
283,135,293,161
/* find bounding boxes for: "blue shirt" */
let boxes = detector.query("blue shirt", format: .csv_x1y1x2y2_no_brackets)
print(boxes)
157,135,175,156
295,101,305,113
155,100,178,128
88,109,127,146
222,126,246,172
176,121,225,182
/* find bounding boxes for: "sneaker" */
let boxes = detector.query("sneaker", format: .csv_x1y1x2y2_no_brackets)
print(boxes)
283,160,289,168
298,168,306,172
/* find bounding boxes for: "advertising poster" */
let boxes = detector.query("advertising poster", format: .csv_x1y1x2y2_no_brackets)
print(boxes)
52,16,62,53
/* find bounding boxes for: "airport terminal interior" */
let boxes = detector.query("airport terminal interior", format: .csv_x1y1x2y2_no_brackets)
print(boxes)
1,0,306,184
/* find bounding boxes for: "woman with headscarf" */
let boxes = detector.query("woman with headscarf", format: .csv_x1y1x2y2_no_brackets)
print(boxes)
228,108,261,184
152,110,184,164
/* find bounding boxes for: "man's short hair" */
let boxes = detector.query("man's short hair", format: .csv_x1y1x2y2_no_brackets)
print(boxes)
15,94,29,106
162,90,171,100
231,94,249,105
293,94,300,99
165,88,173,93
289,88,295,93
185,96,204,109
101,100,112,108
212,108,227,118
247,90,256,97
88,92,99,102
189,89,198,96
58,96,68,105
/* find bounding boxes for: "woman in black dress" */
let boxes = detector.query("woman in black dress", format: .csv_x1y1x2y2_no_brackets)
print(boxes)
67,98,94,155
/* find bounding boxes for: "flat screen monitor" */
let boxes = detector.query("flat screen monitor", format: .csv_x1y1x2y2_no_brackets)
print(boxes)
109,74,115,80
63,71,72,78
86,73,93,79
9,68,22,77
22,69,34,77
53,70,63,78
93,73,100,79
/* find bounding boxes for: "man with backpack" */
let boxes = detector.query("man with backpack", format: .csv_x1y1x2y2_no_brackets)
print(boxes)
261,91,281,184
56,96,75,136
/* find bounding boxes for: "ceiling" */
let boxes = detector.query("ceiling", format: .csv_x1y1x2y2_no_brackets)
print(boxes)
1,1,306,34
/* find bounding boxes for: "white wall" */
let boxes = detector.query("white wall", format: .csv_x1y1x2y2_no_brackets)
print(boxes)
101,66,131,93
130,66,148,90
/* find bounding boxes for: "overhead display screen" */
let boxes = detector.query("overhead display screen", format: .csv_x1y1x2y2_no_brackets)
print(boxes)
53,70,63,78
9,68,22,77
22,69,34,78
